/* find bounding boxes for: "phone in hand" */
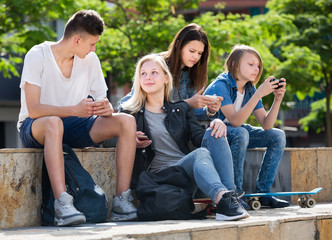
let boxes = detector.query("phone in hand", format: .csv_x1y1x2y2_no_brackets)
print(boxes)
205,95,218,100
270,78,285,89
137,134,149,141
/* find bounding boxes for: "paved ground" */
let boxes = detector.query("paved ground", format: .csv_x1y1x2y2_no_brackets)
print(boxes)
1,203,332,240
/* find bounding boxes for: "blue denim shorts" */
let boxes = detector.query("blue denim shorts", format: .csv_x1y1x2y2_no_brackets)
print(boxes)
19,116,99,148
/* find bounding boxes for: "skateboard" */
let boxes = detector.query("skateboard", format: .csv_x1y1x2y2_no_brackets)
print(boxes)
193,198,217,215
243,187,322,210
193,187,322,212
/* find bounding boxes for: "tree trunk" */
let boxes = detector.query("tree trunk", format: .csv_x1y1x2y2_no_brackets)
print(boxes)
325,76,332,147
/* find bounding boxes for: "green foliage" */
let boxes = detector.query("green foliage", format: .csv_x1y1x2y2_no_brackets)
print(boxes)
299,98,332,133
69,0,199,84
193,10,297,107
0,0,77,78
267,0,332,97
1,0,331,144
92,0,196,84
267,0,332,145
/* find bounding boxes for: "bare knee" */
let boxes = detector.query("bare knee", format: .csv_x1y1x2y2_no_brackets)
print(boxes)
44,116,63,138
117,113,136,133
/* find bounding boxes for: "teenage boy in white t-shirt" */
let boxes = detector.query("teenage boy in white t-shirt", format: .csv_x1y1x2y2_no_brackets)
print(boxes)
17,10,137,226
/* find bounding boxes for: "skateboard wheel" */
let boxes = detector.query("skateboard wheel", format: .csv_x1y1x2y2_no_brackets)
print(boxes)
306,198,316,208
297,198,306,208
250,200,261,210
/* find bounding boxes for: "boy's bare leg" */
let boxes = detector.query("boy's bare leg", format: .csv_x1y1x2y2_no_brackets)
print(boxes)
31,116,86,226
90,113,136,195
31,116,66,199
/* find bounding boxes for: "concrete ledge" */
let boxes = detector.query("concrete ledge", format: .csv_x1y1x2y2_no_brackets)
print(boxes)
1,204,332,240
245,148,332,204
1,147,332,229
0,148,117,229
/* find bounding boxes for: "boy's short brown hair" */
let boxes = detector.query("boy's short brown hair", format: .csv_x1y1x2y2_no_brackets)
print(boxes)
63,10,104,38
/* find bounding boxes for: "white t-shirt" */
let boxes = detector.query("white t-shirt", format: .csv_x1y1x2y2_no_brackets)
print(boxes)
17,41,107,130
224,89,245,123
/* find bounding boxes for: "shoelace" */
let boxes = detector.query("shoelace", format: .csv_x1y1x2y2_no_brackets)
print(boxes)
63,205,76,213
119,195,135,210
229,192,242,207
119,195,134,202
58,199,79,214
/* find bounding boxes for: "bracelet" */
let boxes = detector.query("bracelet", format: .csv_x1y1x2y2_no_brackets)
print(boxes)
206,107,216,117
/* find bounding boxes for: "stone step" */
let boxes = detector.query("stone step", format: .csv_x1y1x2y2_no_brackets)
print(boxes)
0,148,117,229
1,204,332,240
0,147,332,229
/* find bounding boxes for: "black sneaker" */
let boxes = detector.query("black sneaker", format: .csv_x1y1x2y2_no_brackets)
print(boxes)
239,197,251,210
236,190,245,198
216,192,249,221
236,190,250,210
259,196,290,208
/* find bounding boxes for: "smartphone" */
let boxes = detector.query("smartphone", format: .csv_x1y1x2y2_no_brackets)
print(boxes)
95,99,105,102
205,95,218,100
137,134,149,140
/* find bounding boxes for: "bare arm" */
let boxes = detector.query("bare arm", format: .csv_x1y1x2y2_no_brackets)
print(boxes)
221,76,282,127
25,83,95,119
184,87,222,110
254,78,286,129
221,91,262,127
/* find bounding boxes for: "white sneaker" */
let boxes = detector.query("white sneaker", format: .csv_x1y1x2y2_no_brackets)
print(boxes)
110,189,137,221
54,192,86,226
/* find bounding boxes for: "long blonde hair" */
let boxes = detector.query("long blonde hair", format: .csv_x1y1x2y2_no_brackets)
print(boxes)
121,54,173,114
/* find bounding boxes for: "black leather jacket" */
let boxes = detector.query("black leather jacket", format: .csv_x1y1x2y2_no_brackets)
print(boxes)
121,100,207,188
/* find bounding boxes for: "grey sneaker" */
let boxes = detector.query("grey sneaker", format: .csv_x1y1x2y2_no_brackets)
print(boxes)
54,192,86,226
110,189,137,221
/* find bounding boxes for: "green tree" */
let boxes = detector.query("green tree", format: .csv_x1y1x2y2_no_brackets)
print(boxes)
73,0,200,85
266,0,332,146
2,0,330,146
193,10,297,125
299,98,332,134
0,0,77,78
92,1,295,117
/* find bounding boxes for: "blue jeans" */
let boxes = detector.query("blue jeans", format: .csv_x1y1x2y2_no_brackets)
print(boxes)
201,129,235,191
226,123,286,193
176,131,235,203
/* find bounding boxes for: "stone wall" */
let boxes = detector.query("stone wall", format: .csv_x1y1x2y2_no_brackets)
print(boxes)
0,149,43,229
0,147,331,229
244,148,332,204
0,148,117,229
290,148,332,203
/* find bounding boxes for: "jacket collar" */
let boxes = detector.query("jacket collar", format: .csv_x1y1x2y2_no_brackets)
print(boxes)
161,100,171,113
138,100,169,113
227,72,238,89
227,72,253,93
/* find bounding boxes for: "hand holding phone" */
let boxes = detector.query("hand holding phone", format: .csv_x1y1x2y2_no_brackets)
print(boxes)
136,131,152,148
137,134,149,141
